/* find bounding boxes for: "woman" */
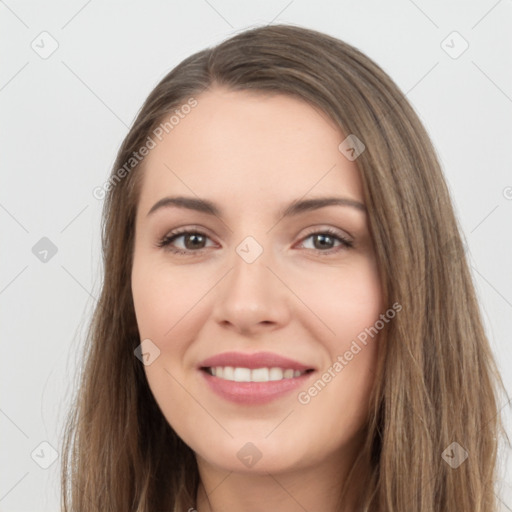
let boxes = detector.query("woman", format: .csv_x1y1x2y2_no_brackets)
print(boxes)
61,24,509,511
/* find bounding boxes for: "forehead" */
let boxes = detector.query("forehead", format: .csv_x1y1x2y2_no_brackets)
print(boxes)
137,87,364,214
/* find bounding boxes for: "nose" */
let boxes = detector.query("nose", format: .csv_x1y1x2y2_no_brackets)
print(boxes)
211,241,292,336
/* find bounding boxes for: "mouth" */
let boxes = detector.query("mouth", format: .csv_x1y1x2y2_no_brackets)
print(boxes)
198,351,316,404
201,366,314,382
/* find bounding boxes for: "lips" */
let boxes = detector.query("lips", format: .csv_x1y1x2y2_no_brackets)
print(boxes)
199,351,314,371
198,351,316,405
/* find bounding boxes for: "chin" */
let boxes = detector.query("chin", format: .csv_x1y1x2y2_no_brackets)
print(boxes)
192,435,316,475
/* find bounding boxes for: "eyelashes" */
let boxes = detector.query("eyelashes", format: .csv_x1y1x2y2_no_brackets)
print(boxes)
156,229,215,255
156,227,354,257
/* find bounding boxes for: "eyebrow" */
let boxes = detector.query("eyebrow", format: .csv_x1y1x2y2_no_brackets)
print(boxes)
146,195,367,219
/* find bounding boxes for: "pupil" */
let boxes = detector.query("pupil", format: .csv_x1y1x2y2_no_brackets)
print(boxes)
186,234,204,249
316,234,332,249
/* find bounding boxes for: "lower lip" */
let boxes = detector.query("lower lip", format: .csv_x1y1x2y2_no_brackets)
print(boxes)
200,370,314,405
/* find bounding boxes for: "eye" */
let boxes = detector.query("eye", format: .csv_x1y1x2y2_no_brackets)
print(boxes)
157,226,353,256
156,228,214,255
298,228,353,255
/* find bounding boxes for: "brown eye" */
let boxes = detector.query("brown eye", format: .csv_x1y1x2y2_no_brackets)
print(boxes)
311,233,336,250
157,230,213,255
181,233,207,250
299,229,353,254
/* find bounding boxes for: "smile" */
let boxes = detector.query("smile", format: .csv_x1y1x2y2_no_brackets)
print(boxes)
204,366,311,382
198,351,316,404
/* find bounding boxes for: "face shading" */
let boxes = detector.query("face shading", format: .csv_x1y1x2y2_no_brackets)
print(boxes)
131,86,383,481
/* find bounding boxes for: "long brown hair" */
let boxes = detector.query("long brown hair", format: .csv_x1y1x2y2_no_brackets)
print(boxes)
61,23,510,511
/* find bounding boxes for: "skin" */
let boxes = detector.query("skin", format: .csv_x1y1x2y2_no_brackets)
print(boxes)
131,86,384,512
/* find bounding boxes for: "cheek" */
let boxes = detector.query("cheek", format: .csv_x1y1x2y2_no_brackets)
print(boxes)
131,259,206,437
297,257,382,415
131,258,207,342
299,256,383,344
333,270,382,340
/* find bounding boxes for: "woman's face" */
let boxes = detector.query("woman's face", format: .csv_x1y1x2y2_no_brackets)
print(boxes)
131,87,384,476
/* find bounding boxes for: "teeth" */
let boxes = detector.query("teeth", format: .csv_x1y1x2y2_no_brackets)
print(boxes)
223,366,234,380
251,368,269,382
269,368,283,381
209,366,307,382
233,367,251,382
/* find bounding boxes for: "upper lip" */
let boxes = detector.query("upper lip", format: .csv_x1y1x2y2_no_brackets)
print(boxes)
199,351,315,371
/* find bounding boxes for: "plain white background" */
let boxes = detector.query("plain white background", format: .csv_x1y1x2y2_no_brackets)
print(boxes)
1,1,511,510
